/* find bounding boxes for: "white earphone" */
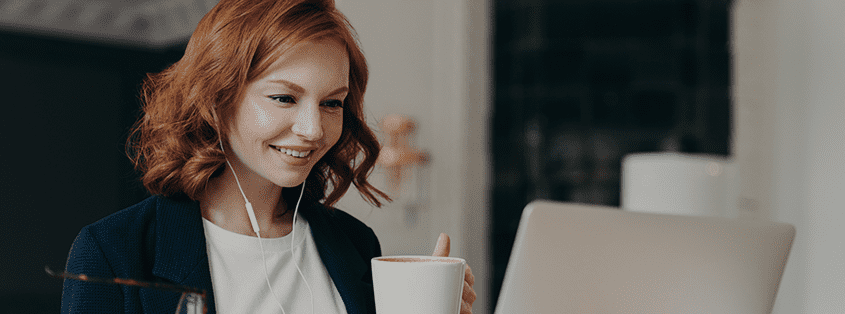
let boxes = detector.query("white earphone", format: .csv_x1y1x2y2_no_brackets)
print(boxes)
214,108,314,314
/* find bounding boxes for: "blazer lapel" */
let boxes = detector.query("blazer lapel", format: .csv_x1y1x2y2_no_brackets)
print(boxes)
135,197,372,314
141,196,217,314
305,204,373,314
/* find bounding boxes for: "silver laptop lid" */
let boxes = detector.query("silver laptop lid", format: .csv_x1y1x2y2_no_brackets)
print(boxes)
495,200,795,314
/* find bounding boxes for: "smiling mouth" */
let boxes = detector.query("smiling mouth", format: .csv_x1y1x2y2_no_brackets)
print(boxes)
271,145,313,158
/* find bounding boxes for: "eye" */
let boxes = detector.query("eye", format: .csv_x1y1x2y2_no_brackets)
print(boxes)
269,95,296,104
322,100,344,108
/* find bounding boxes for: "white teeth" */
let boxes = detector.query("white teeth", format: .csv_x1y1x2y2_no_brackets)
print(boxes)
278,147,310,158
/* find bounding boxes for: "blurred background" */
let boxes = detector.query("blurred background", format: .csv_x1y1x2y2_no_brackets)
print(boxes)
1,0,843,313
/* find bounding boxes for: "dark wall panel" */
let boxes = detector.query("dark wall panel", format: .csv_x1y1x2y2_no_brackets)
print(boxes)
0,31,184,313
491,0,732,308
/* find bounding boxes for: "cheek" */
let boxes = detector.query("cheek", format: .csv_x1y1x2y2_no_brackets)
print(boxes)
324,114,344,145
252,102,278,130
239,101,285,140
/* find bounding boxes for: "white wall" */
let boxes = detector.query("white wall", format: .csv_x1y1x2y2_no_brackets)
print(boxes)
733,0,845,312
334,0,492,313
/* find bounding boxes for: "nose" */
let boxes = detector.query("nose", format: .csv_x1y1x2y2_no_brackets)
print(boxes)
291,103,324,141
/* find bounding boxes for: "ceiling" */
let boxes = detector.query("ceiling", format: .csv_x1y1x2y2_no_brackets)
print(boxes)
0,0,219,48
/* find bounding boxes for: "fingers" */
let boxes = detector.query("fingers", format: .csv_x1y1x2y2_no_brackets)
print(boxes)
431,233,450,257
465,264,475,287
462,280,477,305
461,266,477,314
461,300,473,314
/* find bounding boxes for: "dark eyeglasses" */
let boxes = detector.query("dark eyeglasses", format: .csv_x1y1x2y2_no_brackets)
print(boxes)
46,266,208,314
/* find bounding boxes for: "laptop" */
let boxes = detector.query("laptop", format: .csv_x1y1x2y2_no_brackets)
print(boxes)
494,200,795,314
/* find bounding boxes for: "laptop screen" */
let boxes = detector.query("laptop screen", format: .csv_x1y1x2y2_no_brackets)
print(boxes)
494,201,795,314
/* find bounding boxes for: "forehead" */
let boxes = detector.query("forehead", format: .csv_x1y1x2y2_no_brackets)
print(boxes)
255,39,350,87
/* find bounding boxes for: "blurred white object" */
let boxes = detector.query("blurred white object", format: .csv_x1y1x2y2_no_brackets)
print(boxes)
621,152,738,217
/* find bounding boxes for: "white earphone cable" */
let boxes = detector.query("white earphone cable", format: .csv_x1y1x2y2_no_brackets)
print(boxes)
291,179,315,314
218,138,288,314
218,135,314,314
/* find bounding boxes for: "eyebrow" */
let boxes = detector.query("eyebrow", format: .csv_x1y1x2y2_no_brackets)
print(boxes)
267,79,348,96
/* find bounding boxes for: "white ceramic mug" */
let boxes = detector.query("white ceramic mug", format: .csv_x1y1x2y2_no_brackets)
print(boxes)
372,255,466,314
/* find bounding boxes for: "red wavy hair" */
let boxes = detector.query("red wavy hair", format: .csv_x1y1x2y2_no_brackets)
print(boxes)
128,0,390,207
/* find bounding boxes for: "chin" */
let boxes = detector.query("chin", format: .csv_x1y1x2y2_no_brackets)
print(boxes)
268,171,310,188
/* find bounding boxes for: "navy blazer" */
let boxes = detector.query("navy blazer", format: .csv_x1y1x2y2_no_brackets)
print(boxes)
61,195,380,314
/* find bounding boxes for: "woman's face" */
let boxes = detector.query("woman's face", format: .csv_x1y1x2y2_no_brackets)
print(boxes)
225,40,349,188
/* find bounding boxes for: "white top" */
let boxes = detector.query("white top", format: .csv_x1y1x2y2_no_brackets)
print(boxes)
202,215,348,314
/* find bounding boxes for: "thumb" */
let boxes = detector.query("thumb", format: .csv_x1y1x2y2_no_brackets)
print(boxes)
431,233,450,257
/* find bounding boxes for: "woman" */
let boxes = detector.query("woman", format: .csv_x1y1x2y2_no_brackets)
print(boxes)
61,0,476,313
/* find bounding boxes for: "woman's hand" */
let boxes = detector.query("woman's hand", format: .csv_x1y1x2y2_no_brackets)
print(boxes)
432,233,476,314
